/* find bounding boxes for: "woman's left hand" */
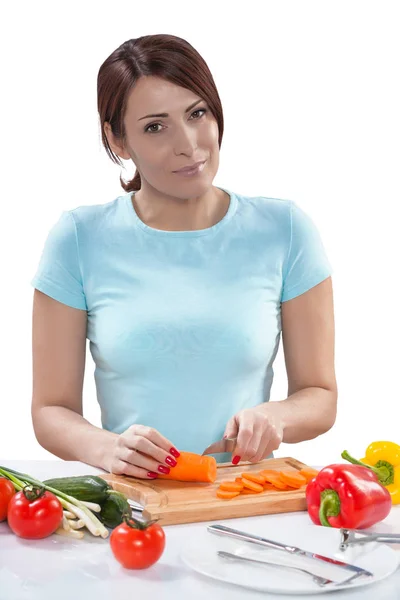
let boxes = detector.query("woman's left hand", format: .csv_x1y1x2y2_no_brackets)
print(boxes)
223,405,284,464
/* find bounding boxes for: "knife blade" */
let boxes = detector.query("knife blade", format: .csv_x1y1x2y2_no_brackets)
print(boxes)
207,524,373,577
202,437,237,455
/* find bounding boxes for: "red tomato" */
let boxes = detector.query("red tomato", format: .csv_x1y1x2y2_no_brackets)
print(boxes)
110,517,166,569
0,477,16,521
7,485,63,539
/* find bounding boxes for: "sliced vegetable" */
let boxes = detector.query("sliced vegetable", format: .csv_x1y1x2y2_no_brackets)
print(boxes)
279,471,307,488
110,516,165,569
219,481,243,492
156,451,217,483
216,489,241,499
241,478,263,493
240,472,265,485
299,467,319,483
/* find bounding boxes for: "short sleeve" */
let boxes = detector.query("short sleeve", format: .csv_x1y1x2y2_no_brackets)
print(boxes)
281,201,333,302
31,211,87,310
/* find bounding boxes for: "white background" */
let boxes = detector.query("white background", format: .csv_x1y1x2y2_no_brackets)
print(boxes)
1,0,399,467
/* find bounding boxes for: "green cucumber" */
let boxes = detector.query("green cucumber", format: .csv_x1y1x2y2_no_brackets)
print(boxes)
42,475,112,504
98,490,132,528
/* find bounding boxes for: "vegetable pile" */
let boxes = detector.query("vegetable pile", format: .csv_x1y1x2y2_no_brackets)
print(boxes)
216,467,318,499
0,466,132,540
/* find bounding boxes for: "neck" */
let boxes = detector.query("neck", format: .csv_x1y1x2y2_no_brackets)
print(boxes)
132,186,230,231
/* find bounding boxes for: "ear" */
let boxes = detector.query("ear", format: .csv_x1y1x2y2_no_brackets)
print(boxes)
104,121,131,161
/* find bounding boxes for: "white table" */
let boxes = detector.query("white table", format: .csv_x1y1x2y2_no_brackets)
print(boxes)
1,460,399,600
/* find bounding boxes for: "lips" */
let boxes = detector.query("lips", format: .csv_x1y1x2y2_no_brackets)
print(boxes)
173,160,205,173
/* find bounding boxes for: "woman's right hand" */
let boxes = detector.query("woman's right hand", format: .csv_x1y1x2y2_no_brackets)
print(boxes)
106,424,180,479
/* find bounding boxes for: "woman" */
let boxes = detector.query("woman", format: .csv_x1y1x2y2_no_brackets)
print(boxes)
31,34,337,480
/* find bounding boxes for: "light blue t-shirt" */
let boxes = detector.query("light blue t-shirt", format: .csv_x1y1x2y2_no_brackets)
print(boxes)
31,187,333,462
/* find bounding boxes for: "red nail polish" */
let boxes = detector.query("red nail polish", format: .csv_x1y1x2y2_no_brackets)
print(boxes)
158,465,170,474
232,455,241,465
147,471,158,478
170,447,180,458
165,456,177,467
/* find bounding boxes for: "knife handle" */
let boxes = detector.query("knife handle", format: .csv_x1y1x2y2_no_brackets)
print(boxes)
207,524,298,554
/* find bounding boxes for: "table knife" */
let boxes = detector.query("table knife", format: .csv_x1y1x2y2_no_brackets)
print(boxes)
208,524,373,577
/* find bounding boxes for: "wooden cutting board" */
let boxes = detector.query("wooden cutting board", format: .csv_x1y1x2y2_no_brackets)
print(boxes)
100,456,312,526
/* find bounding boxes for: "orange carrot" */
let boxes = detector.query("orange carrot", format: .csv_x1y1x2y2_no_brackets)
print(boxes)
299,467,319,483
156,451,217,482
216,489,241,499
235,477,244,484
241,478,264,493
279,470,307,488
261,473,290,490
241,472,265,485
219,481,244,492
241,488,261,494
259,469,279,479
263,482,276,491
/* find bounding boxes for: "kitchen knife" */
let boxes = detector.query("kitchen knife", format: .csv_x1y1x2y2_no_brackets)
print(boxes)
208,524,373,577
202,436,237,455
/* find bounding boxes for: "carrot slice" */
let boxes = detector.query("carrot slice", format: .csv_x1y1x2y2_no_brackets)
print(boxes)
259,469,279,479
261,474,290,490
156,451,217,482
241,478,264,492
299,467,319,483
241,488,261,494
240,472,265,485
219,481,244,492
263,482,276,491
279,471,307,488
216,489,241,499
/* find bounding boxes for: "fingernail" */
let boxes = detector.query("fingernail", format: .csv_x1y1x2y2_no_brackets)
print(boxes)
232,455,241,465
165,456,177,467
223,434,228,439
147,471,158,478
170,447,180,458
158,465,170,474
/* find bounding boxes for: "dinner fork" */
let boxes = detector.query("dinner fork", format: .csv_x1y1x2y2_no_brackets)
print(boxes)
217,550,365,587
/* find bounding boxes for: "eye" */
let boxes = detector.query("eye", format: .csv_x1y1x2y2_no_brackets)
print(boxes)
144,108,207,134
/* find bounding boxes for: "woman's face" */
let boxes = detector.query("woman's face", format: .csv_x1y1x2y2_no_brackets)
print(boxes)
107,75,220,199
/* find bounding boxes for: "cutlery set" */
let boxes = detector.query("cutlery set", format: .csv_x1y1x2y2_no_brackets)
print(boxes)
207,523,399,588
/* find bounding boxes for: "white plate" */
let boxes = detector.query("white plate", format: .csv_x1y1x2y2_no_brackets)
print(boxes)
180,521,400,595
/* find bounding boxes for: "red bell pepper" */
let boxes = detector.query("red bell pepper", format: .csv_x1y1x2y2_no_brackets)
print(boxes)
306,463,392,528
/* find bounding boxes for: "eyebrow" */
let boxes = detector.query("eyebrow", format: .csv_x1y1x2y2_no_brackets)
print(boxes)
137,99,203,121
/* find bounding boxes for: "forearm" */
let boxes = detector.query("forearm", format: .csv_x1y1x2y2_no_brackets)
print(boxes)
265,387,337,443
32,405,118,471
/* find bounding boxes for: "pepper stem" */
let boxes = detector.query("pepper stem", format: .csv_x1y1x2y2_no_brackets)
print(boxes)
319,489,340,527
341,450,394,485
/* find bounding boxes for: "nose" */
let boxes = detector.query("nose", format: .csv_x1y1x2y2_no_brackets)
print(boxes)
173,124,198,155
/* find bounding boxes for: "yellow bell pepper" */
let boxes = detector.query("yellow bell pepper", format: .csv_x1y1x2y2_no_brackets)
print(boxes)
342,441,400,504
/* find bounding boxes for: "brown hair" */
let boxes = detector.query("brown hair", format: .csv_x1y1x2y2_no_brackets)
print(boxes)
97,34,224,193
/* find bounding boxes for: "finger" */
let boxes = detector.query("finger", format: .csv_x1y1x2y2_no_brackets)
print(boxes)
120,441,173,475
224,415,239,439
129,425,180,457
233,415,254,459
241,423,265,462
111,459,159,480
254,427,282,463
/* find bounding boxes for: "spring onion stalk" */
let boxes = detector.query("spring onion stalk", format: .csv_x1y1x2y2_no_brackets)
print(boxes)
55,527,84,540
0,466,109,539
79,500,101,512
